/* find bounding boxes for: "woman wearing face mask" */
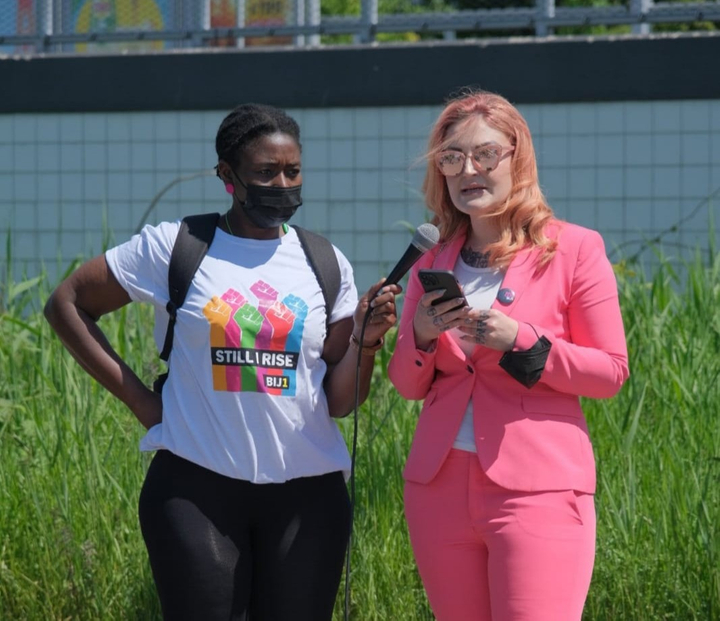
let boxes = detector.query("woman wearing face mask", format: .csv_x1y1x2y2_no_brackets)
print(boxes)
44,103,400,620
387,90,629,621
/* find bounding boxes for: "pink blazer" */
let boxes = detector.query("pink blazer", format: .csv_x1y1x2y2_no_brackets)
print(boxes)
388,221,629,494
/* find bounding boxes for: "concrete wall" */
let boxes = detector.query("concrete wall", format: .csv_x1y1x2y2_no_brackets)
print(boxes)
2,98,719,291
2,34,719,291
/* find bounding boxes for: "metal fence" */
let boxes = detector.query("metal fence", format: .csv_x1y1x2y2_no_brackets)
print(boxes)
0,0,719,54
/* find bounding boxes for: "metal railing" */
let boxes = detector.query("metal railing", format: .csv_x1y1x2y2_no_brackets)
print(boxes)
0,0,718,54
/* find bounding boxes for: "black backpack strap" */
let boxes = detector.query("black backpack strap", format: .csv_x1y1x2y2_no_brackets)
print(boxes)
159,212,220,362
292,225,341,329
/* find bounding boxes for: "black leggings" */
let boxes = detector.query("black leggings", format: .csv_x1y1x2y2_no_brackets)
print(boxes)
138,450,351,621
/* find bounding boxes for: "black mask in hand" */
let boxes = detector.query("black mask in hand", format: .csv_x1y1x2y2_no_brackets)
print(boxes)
498,335,552,389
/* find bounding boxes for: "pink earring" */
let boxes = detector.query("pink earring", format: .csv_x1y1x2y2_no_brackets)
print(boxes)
225,183,234,195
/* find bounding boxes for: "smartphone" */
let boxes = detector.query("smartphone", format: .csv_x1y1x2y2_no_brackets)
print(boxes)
418,269,468,308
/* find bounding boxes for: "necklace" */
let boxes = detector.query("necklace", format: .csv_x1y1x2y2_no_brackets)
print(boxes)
225,211,234,236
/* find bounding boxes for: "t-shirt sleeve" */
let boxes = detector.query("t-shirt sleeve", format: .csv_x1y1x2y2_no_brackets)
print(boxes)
329,246,359,324
104,221,181,306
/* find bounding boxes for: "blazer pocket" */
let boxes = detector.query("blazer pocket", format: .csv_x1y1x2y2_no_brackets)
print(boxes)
521,395,582,419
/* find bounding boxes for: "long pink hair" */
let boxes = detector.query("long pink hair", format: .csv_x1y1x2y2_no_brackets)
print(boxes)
423,89,557,267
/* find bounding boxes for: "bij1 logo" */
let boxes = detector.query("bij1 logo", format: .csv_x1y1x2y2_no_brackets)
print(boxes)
264,375,290,390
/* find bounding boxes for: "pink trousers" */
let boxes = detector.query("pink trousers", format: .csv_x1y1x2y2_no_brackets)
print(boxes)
404,450,596,621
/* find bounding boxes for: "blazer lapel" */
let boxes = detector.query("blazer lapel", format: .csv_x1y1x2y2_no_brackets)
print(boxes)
490,246,542,317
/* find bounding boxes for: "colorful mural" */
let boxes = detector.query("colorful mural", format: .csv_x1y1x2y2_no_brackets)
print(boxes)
0,0,293,53
209,0,292,47
72,0,168,52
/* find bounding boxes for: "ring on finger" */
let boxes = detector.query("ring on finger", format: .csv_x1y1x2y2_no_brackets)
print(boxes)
433,316,443,328
427,307,437,317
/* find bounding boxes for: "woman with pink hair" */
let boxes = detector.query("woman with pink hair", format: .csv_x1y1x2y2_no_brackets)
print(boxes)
388,90,629,620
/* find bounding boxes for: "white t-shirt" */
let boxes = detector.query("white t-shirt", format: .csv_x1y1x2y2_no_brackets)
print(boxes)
105,221,358,483
448,256,504,453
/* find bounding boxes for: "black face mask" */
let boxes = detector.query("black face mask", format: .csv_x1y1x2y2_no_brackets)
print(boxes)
498,335,552,389
233,173,302,229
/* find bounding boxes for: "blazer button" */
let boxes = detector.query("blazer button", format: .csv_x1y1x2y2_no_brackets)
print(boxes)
415,360,422,367
466,365,474,373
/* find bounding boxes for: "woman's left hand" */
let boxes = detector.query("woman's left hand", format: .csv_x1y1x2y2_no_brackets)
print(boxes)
457,308,519,352
353,279,402,346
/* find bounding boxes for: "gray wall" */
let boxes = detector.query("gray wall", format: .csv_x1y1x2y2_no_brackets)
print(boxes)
2,35,720,293
2,99,719,292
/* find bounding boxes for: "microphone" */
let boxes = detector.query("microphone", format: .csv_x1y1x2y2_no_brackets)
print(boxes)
384,223,440,287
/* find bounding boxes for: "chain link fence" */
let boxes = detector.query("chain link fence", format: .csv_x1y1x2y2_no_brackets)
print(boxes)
0,0,718,54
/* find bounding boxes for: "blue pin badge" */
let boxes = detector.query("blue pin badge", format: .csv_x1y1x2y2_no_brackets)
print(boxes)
497,287,516,306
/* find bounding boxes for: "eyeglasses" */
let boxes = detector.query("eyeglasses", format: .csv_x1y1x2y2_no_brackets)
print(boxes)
435,144,515,177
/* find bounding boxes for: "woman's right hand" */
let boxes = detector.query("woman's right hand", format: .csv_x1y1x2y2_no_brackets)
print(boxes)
413,290,469,351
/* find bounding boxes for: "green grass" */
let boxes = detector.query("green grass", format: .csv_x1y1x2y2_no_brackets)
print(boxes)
1,247,718,620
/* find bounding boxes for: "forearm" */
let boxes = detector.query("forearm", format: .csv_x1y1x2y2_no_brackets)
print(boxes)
388,332,437,400
324,344,377,418
541,339,629,398
322,279,402,417
45,292,158,427
387,290,437,399
536,229,629,398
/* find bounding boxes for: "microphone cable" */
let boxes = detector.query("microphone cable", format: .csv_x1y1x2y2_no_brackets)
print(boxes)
343,301,374,621
340,223,438,620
